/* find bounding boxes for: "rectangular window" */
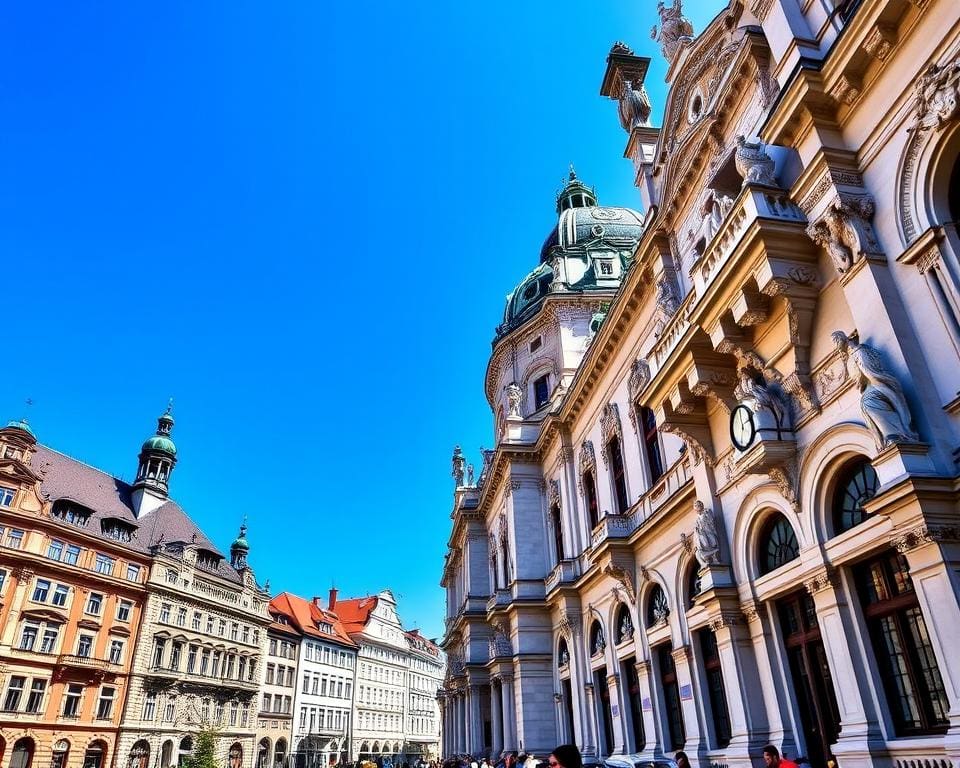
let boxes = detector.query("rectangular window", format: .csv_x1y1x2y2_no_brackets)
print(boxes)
25,679,46,714
176,607,187,627
192,612,202,630
169,642,183,671
0,486,15,506
64,544,81,565
201,650,210,676
0,569,6,592
159,603,171,623
116,599,132,622
263,693,271,712
109,640,124,664
164,696,177,722
40,625,60,654
2,675,25,711
533,373,550,409
640,406,665,484
63,684,83,717
230,622,238,640
77,634,94,658
96,687,115,719
607,437,629,514
153,639,166,668
266,664,275,685
126,563,141,581
94,554,115,575
303,673,310,693
19,620,39,651
47,539,64,560
299,707,307,729
584,470,600,529
229,701,238,726
5,528,24,549
187,645,198,673
143,691,157,721
32,578,51,602
218,619,226,636
242,625,250,643
86,593,103,615
52,584,69,607
206,616,215,634
700,630,732,748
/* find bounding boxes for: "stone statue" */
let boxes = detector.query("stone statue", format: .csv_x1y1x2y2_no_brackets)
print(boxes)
735,136,778,187
505,383,523,418
466,464,475,486
806,196,879,275
735,370,791,431
693,500,721,566
451,445,465,487
650,0,694,62
618,79,652,132
832,332,919,448
914,58,960,128
655,277,680,315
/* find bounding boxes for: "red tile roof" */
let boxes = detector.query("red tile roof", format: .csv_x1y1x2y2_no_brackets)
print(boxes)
331,595,378,635
270,592,356,648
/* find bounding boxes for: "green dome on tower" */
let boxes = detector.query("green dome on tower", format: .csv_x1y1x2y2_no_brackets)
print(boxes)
232,524,250,552
6,418,35,438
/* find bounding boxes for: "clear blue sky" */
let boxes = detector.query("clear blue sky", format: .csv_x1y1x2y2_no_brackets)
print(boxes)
0,1,725,638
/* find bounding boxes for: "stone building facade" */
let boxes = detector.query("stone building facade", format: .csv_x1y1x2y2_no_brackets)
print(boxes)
440,3,960,768
255,605,300,768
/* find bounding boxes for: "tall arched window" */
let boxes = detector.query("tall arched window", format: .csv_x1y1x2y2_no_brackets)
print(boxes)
639,406,664,483
614,604,634,643
583,470,600,529
589,621,605,657
686,563,701,610
833,460,880,534
606,437,629,514
557,637,570,668
549,496,564,561
228,744,242,768
758,514,800,575
646,585,669,627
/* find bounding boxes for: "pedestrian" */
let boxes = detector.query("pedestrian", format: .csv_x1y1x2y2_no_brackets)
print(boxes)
675,753,690,768
548,746,582,768
504,752,519,768
762,746,798,768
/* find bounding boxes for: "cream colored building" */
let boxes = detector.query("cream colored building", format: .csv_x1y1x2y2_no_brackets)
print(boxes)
440,2,960,768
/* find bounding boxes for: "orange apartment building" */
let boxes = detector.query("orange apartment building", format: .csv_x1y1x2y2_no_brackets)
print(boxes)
0,419,150,768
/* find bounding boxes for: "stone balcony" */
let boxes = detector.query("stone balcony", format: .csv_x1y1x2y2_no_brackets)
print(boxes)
544,559,581,595
57,653,117,673
485,589,511,612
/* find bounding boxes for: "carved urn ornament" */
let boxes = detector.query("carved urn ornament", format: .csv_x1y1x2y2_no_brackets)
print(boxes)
832,332,919,449
735,136,777,187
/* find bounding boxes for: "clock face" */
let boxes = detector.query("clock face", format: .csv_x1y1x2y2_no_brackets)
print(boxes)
730,404,756,451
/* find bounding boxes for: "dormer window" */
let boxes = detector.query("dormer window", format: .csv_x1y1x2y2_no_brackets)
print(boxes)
0,486,15,507
196,551,222,572
101,519,135,543
597,259,614,276
317,622,334,635
52,500,93,528
3,445,20,460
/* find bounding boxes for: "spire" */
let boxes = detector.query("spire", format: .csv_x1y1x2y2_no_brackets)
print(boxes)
131,403,178,518
556,165,598,214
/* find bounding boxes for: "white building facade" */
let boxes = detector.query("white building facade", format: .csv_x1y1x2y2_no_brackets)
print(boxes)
440,3,960,768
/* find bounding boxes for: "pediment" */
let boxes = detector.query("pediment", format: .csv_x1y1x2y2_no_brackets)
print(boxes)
0,461,40,487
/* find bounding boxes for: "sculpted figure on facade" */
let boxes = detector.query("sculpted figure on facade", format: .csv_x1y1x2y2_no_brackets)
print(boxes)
914,58,960,129
693,500,722,566
650,0,694,62
832,331,919,448
735,370,791,431
451,445,465,487
806,195,880,275
735,135,778,187
618,79,652,132
505,382,523,418
466,464,474,486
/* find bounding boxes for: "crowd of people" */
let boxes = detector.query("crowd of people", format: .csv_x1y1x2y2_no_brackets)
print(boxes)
440,743,805,768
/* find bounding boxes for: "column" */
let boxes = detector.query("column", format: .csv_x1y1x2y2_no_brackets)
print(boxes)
501,674,518,752
804,569,882,755
742,600,795,756
468,685,483,755
583,682,599,757
606,673,627,755
671,645,704,753
710,615,766,766
634,660,658,758
554,693,567,745
491,681,504,758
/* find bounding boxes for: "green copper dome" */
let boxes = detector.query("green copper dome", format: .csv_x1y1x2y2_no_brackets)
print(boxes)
141,434,177,456
232,524,250,552
6,418,35,437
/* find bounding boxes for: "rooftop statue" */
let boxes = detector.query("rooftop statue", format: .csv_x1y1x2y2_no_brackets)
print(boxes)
651,0,694,62
618,79,652,132
735,136,778,187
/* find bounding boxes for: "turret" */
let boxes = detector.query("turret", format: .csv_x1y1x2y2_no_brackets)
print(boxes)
131,404,177,518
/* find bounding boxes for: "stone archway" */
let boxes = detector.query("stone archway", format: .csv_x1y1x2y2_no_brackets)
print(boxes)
82,740,109,768
129,741,150,768
258,739,272,768
11,738,35,768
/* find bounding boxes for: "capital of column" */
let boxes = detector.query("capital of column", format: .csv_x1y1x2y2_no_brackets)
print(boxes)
803,565,839,595
892,523,960,553
634,659,651,675
740,599,761,623
671,644,692,664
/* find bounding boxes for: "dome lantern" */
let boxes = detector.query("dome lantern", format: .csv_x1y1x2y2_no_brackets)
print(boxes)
230,522,250,570
131,402,178,518
556,166,598,214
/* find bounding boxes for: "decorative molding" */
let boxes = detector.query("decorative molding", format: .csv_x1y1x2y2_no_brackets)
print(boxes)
798,168,864,214
709,612,741,632
750,0,774,21
599,403,624,468
863,23,896,62
577,440,597,492
803,566,839,595
627,357,652,403
741,600,761,623
602,562,637,605
806,194,882,274
891,524,960,553
558,611,582,639
548,479,562,509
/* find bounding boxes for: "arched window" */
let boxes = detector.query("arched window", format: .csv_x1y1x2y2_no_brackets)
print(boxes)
833,460,880,534
228,744,243,768
549,496,564,561
557,637,570,668
646,585,669,627
589,621,605,657
274,740,287,768
83,741,108,768
758,514,800,575
606,436,629,514
614,604,634,643
129,742,150,768
51,741,69,768
583,470,600,529
11,738,35,768
639,406,665,483
686,563,701,610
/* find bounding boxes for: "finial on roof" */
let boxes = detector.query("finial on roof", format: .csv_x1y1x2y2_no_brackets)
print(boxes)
569,163,577,180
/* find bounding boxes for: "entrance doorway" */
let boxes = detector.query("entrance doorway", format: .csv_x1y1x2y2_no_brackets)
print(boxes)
778,593,840,768
11,738,34,768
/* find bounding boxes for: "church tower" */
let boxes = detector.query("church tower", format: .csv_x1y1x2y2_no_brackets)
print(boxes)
131,405,177,518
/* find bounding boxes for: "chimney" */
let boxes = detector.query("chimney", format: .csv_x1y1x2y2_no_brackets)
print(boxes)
312,596,323,610
328,587,338,610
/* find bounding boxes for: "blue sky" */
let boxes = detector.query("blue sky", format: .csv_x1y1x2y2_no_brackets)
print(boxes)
0,1,725,638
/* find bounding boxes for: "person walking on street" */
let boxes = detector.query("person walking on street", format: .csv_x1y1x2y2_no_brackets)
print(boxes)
548,746,582,768
675,753,691,768
763,745,799,768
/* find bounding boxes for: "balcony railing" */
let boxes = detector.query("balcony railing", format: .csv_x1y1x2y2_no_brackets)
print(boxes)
58,654,116,672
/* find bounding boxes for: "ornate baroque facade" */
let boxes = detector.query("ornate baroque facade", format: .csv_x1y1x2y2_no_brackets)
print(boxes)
440,3,960,768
